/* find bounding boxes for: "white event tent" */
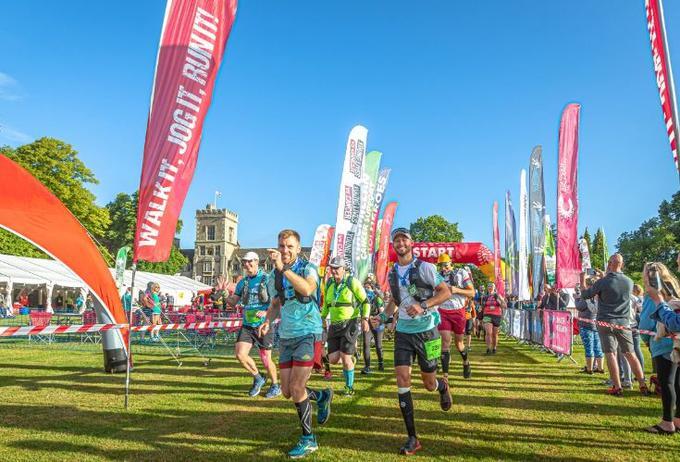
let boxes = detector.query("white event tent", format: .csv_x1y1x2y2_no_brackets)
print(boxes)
0,254,211,311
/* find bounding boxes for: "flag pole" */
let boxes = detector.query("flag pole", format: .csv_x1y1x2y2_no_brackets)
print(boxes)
658,0,680,182
124,261,136,409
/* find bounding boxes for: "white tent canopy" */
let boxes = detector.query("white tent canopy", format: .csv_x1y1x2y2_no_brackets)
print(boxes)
0,254,211,308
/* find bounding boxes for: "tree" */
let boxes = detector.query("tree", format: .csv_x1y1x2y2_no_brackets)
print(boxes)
591,228,606,271
582,227,592,253
409,215,464,243
104,191,187,275
617,191,680,282
0,138,110,258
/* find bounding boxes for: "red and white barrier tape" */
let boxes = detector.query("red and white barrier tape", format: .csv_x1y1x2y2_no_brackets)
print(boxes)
0,320,244,337
577,317,675,338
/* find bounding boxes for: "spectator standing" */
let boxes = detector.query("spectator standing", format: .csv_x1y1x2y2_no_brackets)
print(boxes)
575,278,604,374
579,254,649,396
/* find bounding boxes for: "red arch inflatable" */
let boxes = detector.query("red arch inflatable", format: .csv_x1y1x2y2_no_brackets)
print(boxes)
388,242,502,282
0,155,128,371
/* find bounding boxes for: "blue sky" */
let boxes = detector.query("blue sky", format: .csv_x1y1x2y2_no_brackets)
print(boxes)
1,1,679,252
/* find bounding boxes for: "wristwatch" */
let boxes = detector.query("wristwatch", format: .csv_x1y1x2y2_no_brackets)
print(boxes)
420,301,429,314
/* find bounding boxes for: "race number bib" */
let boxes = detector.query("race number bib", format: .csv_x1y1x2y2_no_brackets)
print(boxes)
424,337,442,361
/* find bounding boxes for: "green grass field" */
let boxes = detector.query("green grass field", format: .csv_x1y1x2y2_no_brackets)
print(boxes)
0,336,678,461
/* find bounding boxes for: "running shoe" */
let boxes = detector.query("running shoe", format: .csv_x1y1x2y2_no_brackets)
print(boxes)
360,366,372,375
578,367,593,375
264,383,281,399
439,379,452,411
640,384,652,396
248,375,266,397
485,349,491,356
492,349,497,355
343,386,355,397
288,434,318,459
606,386,623,397
399,436,422,455
317,387,333,425
378,362,384,371
463,362,472,379
323,370,333,380
594,368,605,374
621,380,633,390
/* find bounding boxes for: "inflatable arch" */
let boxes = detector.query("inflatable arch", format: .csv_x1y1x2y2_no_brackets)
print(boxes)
388,242,504,283
0,155,128,372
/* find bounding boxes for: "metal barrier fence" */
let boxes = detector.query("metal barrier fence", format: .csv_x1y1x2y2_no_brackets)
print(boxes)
502,308,574,357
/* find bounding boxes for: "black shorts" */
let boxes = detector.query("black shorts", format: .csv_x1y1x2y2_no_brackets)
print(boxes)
236,325,274,350
394,327,440,373
327,319,361,355
465,318,474,335
483,314,502,328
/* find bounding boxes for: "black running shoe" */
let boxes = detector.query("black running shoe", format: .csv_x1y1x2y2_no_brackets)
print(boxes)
399,436,421,455
463,362,471,379
378,362,384,371
360,366,371,375
439,379,452,411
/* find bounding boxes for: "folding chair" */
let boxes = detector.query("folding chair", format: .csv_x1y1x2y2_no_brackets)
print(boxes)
81,311,100,344
28,311,53,344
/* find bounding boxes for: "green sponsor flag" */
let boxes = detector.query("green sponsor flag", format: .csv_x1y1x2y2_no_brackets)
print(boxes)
544,216,556,286
355,150,382,282
115,246,130,289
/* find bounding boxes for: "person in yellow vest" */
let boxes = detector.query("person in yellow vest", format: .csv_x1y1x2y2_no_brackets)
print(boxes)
321,256,370,396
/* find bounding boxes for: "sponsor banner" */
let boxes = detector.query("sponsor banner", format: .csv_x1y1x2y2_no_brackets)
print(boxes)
579,237,592,271
355,151,382,281
134,0,238,262
529,146,546,299
542,310,572,355
518,169,530,300
333,125,368,269
544,215,556,286
368,168,390,270
376,202,397,291
504,191,518,296
646,0,680,177
115,246,130,290
556,103,581,289
309,224,332,268
492,201,505,297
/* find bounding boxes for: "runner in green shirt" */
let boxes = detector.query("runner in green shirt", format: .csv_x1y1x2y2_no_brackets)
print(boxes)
321,256,370,396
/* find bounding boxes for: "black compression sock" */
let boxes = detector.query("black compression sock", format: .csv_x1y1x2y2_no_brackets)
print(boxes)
398,390,416,438
441,351,451,374
306,388,320,402
460,349,468,363
295,398,313,436
322,354,331,372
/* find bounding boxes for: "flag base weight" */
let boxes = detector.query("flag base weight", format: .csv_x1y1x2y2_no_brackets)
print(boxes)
103,347,128,373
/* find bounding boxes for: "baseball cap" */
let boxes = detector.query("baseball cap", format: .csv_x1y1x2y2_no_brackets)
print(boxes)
391,227,412,242
242,251,259,261
329,256,346,268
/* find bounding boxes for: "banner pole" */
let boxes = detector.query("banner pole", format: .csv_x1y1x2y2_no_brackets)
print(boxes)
124,262,137,410
658,0,680,183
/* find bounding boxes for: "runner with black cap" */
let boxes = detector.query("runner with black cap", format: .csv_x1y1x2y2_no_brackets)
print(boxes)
371,227,453,456
321,256,370,396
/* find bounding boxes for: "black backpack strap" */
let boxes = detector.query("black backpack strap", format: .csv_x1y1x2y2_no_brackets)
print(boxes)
274,270,284,299
388,268,401,306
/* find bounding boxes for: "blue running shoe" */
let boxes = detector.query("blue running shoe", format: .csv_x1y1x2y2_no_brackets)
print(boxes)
288,434,318,459
316,387,333,425
248,375,266,397
264,383,281,399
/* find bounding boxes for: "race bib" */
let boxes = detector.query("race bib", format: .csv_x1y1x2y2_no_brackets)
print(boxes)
424,337,442,361
245,310,262,324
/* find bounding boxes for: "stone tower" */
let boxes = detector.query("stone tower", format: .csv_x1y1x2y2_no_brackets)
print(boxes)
192,204,239,285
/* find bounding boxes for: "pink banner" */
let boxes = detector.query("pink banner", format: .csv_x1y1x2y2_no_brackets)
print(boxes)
376,202,397,291
646,0,680,177
542,310,572,355
556,103,580,289
134,0,238,262
492,201,505,296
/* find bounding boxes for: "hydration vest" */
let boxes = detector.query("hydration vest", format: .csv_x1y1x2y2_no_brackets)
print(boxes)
388,259,434,306
275,258,317,304
241,273,270,306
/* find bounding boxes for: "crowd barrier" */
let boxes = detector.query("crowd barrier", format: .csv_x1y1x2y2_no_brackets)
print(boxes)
503,308,573,356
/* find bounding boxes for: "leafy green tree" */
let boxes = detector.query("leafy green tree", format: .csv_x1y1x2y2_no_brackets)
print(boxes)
591,228,606,271
582,227,592,254
409,215,464,243
0,138,110,258
617,191,680,282
104,191,187,275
